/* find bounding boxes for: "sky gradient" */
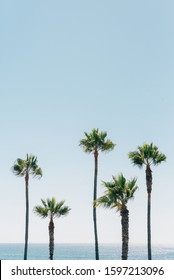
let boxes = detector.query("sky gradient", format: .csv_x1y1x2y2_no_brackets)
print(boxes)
1,0,174,247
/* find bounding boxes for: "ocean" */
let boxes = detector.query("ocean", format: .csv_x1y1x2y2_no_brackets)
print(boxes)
0,243,174,260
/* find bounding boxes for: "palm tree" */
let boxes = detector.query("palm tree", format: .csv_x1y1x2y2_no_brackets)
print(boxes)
12,154,42,260
34,197,70,260
95,173,138,260
128,143,166,260
79,128,115,260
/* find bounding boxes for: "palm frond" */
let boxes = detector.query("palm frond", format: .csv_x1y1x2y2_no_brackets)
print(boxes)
55,206,71,218
41,199,47,208
128,151,144,168
33,206,48,218
32,167,42,178
11,164,24,176
94,196,114,208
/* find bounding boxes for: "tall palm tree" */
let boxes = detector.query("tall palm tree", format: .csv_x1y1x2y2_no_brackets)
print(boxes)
34,197,70,260
95,173,138,260
79,128,115,260
128,143,166,260
12,154,42,260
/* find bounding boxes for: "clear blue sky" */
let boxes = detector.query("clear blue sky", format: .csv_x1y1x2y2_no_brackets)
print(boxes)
0,0,174,246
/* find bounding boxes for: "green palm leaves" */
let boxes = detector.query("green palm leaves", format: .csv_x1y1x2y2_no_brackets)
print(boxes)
12,154,42,178
34,198,70,219
79,128,115,154
96,174,138,211
95,174,138,260
128,143,166,168
34,198,70,260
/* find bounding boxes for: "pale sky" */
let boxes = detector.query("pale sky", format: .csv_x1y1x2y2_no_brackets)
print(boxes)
0,0,174,246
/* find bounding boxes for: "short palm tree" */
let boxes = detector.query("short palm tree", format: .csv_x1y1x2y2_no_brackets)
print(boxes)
128,143,166,260
34,197,70,260
95,173,138,260
79,128,115,260
12,154,42,260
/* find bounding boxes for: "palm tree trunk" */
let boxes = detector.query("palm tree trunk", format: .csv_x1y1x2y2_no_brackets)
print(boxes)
49,217,54,260
24,173,29,260
121,207,129,260
93,150,99,260
147,192,152,260
146,165,152,260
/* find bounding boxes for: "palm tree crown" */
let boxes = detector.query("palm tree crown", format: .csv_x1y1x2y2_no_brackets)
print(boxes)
95,174,138,211
34,198,70,219
128,143,166,168
79,128,115,154
12,154,42,178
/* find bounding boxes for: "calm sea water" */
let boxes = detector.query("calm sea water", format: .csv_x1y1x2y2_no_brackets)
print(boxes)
0,243,174,260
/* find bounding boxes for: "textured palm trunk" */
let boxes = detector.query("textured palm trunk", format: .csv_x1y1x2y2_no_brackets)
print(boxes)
93,150,99,260
49,217,54,260
24,173,29,260
121,207,129,260
146,165,152,260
